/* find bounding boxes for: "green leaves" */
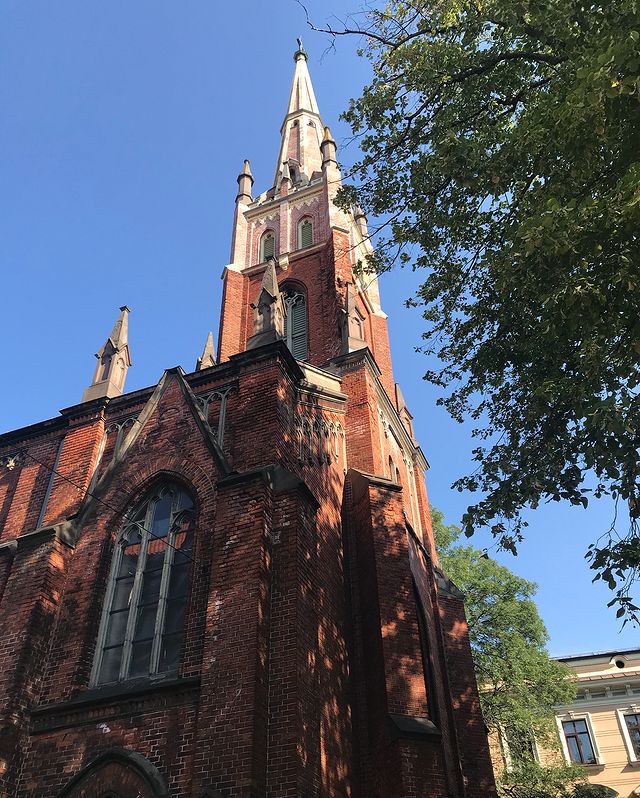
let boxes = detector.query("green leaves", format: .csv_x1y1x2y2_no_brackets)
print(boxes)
339,0,640,620
433,507,583,796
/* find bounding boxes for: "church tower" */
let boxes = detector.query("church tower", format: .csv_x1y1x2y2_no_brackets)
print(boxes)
0,44,497,798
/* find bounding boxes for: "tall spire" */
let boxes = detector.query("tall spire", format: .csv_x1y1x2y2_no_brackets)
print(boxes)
82,306,132,402
273,40,324,186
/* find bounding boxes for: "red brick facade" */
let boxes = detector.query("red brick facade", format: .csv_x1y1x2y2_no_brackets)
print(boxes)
0,47,496,798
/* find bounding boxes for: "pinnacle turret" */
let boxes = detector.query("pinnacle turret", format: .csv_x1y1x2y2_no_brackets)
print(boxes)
196,331,216,371
82,306,132,402
236,159,254,204
247,259,286,350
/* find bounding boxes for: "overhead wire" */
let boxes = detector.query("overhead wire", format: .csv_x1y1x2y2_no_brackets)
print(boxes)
21,450,205,569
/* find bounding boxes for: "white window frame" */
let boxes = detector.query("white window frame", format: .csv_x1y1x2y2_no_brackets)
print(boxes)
498,723,541,773
616,707,640,765
556,712,604,766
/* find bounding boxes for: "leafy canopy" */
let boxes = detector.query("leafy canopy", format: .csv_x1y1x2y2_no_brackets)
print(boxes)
433,507,583,797
316,0,640,618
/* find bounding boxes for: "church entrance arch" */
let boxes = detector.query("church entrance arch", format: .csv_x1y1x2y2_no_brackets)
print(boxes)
57,748,169,798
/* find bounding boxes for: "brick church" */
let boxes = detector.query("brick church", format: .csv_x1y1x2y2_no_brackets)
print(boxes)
0,43,496,798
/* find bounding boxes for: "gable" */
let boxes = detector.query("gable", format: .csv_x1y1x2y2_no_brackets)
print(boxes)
75,368,230,531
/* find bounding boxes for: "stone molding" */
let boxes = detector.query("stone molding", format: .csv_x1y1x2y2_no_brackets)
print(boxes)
388,713,441,740
31,676,200,735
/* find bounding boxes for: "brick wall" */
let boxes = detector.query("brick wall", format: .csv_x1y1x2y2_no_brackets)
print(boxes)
0,342,495,797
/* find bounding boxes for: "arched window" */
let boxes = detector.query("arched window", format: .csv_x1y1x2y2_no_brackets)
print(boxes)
297,217,313,249
260,230,275,262
283,289,308,360
91,483,195,686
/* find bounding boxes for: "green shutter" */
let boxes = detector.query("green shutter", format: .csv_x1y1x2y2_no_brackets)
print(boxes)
300,220,313,249
262,234,275,261
285,294,308,360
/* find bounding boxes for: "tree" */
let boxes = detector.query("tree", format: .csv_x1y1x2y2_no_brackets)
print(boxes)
306,0,640,618
433,506,583,796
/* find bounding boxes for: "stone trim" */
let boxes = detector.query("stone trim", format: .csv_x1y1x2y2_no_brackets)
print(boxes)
218,464,320,511
31,676,200,735
11,520,77,552
349,468,403,494
229,339,305,383
0,415,67,447
0,539,17,556
388,713,441,740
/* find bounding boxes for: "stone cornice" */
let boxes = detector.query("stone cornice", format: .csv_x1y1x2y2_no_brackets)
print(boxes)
31,676,200,734
0,520,78,556
246,179,324,217
218,464,320,511
0,415,67,448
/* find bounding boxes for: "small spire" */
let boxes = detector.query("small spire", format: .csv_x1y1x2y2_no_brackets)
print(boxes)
236,159,254,204
82,306,132,402
341,283,366,354
320,126,338,169
196,331,216,371
354,204,369,238
247,259,286,350
261,257,280,298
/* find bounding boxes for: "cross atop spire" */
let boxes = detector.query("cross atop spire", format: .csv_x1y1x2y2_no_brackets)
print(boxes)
273,41,324,186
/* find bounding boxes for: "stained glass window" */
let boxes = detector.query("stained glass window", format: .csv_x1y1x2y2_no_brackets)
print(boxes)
92,484,195,685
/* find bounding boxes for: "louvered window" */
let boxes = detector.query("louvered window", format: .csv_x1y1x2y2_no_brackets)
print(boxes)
91,484,195,685
298,218,313,249
284,292,308,360
260,231,275,262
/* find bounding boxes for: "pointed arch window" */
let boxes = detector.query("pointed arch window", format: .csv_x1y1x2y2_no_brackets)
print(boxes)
260,231,275,262
91,483,195,686
284,289,308,360
297,217,313,250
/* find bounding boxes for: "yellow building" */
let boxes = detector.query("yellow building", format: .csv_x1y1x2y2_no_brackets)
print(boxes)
554,649,640,797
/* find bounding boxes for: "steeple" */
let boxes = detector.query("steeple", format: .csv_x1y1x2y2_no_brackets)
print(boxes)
273,39,324,186
196,331,216,371
82,306,132,402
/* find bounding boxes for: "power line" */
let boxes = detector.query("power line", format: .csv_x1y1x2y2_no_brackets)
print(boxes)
21,450,204,569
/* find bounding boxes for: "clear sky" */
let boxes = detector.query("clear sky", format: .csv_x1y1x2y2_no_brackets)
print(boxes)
1,0,636,654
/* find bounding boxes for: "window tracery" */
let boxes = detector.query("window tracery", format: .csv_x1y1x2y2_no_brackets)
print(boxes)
91,483,195,686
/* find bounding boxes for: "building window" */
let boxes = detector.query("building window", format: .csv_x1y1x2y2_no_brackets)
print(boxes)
625,714,640,756
560,718,598,765
284,290,308,360
91,483,195,686
617,709,640,762
260,231,275,262
297,218,313,249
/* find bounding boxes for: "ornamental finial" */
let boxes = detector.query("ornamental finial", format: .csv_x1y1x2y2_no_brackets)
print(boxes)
294,37,307,61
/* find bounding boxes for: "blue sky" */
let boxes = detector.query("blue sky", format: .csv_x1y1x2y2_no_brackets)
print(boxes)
1,1,636,654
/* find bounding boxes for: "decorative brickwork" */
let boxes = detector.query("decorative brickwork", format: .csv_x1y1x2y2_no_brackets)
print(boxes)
0,45,497,798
